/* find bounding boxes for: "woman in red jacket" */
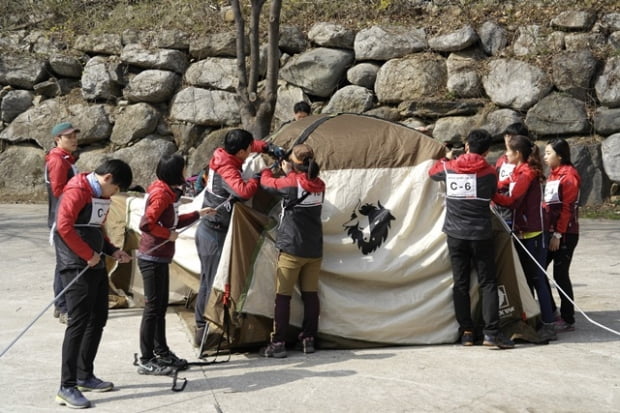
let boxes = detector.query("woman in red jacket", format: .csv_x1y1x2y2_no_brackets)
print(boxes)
136,154,215,375
543,139,581,332
493,135,556,342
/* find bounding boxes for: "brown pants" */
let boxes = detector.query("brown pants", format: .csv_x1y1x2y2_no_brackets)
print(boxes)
275,252,321,295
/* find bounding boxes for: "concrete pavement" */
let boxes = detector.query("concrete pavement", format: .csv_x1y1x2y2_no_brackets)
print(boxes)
0,203,619,412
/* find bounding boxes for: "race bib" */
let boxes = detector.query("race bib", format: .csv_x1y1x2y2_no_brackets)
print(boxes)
446,173,477,198
498,162,516,181
297,181,323,207
544,180,561,204
88,198,111,225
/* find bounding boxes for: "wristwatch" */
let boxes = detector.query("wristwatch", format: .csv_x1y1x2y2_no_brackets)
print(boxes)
553,232,562,239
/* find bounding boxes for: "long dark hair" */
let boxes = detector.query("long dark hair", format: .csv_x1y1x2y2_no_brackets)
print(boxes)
156,153,186,186
508,135,544,182
548,138,573,166
291,144,320,179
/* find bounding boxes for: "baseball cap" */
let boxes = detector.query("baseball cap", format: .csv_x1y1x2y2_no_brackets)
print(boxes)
51,122,80,137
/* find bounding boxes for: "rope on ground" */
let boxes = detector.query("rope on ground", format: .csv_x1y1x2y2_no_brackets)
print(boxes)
491,205,620,337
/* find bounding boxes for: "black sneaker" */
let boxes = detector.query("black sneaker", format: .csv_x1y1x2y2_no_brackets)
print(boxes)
56,386,91,409
260,341,287,358
156,351,188,370
483,332,515,349
461,330,474,346
77,375,113,392
137,358,173,376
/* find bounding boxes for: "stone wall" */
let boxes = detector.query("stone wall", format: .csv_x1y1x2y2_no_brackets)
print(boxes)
1,9,620,203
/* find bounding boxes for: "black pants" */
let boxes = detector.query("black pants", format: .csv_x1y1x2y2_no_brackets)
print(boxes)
194,224,226,329
546,232,579,324
138,259,170,361
447,236,500,336
60,266,108,387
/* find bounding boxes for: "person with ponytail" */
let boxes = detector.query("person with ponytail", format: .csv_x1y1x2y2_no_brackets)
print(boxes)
493,135,557,342
543,138,581,332
258,143,326,357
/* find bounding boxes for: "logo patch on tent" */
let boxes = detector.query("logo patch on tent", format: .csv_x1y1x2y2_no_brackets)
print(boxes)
343,201,395,255
498,285,509,308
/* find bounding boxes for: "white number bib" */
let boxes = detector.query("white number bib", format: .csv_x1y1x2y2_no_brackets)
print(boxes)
297,181,323,207
544,180,561,204
498,162,515,181
88,198,111,225
446,173,477,198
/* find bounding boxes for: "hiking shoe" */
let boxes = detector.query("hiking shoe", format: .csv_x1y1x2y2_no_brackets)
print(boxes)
537,323,558,342
483,333,515,349
137,358,174,376
53,308,61,318
299,337,315,354
56,386,91,409
156,351,188,370
554,319,575,332
59,313,68,324
260,341,287,358
77,375,114,392
461,330,474,346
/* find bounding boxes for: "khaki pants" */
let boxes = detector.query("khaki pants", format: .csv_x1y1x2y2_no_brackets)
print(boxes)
275,252,321,295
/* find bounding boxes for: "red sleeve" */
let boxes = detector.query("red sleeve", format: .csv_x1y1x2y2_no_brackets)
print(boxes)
219,163,260,200
260,169,296,197
177,211,200,229
56,186,96,261
428,158,449,181
47,155,71,198
139,191,172,240
556,175,580,233
493,169,534,209
251,139,268,153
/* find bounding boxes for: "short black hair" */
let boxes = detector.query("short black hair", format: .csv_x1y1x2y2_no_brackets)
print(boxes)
156,154,186,186
504,122,529,137
466,129,492,155
293,101,311,115
94,159,133,191
224,129,254,155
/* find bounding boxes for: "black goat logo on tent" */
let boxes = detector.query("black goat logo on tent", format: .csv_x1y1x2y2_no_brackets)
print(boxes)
343,201,395,255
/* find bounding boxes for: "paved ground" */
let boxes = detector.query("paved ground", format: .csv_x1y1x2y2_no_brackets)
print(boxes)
0,203,619,413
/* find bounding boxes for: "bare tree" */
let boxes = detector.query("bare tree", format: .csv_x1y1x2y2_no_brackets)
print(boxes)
230,0,282,139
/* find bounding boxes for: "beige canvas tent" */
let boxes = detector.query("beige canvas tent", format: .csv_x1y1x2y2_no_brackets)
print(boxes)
108,113,540,349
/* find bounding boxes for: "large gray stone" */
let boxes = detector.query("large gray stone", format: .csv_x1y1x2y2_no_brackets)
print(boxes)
525,93,589,136
110,103,160,146
354,26,426,61
169,87,240,126
124,70,180,103
602,133,620,181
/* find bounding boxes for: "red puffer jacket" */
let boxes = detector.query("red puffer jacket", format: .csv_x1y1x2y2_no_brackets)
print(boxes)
543,164,580,235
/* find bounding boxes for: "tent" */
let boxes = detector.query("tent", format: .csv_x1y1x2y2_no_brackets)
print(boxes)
106,113,540,349
191,113,540,349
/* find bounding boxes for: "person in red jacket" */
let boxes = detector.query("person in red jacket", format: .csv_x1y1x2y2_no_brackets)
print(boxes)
54,159,132,409
46,122,80,323
543,139,581,332
494,122,530,227
429,129,514,349
136,154,216,375
492,135,556,342
194,129,281,349
259,143,326,357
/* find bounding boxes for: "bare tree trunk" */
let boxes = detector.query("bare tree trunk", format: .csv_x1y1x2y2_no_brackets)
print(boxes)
231,0,281,139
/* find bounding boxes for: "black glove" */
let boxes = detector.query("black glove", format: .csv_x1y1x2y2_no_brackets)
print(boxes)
266,143,286,160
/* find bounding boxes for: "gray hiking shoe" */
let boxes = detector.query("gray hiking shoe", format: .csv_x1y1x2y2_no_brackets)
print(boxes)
56,386,91,409
260,341,287,358
537,323,558,342
77,375,113,392
137,358,173,376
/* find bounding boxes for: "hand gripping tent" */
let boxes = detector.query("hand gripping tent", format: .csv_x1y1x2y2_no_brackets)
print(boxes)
201,113,540,349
